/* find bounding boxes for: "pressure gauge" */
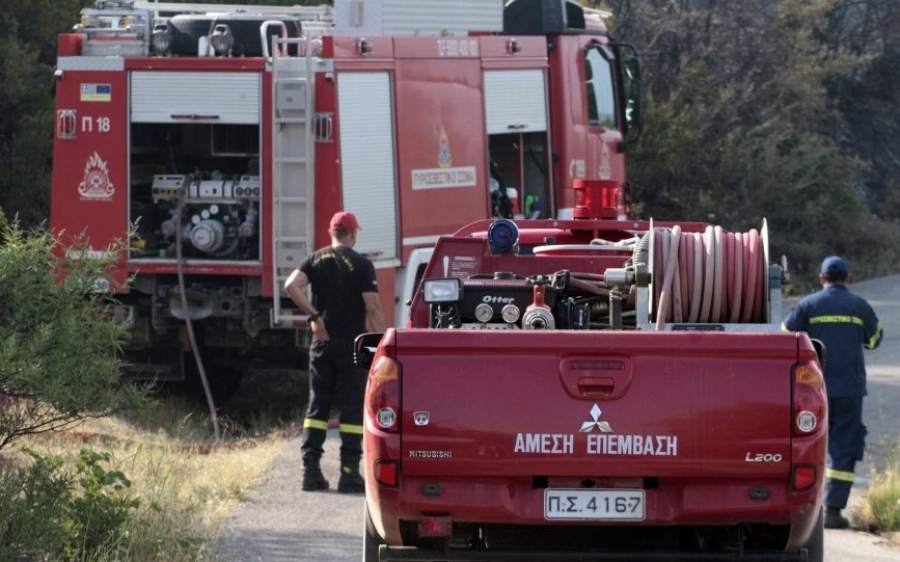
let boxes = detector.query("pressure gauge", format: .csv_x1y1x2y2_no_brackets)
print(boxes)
501,304,521,324
474,303,494,323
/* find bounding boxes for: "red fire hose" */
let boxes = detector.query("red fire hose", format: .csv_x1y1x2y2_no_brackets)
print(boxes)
652,226,767,326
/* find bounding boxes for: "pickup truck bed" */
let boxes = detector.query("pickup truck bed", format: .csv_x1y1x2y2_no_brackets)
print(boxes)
364,329,824,561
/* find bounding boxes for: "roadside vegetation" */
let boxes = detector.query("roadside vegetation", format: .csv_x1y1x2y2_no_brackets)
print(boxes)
864,444,900,533
2,406,289,561
0,213,296,560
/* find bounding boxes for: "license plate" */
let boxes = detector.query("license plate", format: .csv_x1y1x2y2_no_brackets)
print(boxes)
544,489,645,520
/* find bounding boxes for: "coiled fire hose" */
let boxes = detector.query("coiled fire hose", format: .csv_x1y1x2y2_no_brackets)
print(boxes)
652,225,766,328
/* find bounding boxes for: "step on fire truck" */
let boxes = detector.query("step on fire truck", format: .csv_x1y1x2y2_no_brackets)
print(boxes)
50,0,643,381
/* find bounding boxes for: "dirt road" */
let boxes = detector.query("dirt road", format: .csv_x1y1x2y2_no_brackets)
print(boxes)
215,431,364,561
215,275,900,561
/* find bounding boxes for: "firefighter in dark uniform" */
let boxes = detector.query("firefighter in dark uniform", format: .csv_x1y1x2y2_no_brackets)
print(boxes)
285,211,386,493
782,256,883,528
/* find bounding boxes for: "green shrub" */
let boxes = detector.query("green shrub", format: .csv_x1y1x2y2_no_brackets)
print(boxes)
0,448,71,559
0,447,140,561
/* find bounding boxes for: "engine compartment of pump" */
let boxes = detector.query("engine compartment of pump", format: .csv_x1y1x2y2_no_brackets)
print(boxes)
425,270,631,331
129,122,261,261
414,218,785,331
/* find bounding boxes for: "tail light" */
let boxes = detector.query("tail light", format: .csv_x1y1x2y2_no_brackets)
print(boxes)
792,361,826,436
374,459,398,487
793,464,817,492
366,355,400,433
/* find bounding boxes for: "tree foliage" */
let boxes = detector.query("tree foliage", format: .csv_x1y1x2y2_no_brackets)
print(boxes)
605,0,900,288
0,209,144,452
0,1,94,228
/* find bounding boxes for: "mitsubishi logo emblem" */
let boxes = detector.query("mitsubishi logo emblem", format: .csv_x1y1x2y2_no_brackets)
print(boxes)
414,411,430,426
579,403,613,433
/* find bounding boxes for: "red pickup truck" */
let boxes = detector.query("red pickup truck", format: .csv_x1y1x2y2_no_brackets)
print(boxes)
359,216,827,562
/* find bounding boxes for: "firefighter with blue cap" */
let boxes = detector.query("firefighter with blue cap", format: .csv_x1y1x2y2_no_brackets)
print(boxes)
782,255,883,529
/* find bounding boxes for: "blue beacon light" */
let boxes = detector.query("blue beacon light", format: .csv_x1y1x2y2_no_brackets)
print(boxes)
487,219,519,255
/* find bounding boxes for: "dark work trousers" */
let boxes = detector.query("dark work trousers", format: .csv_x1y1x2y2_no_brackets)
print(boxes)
301,337,366,462
825,396,866,509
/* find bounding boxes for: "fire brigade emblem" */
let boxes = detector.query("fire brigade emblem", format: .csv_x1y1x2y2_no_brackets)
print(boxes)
599,142,612,180
580,403,613,433
437,127,453,168
78,151,115,199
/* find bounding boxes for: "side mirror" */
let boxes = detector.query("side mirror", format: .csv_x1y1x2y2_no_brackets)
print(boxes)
354,332,383,369
810,338,827,371
613,43,644,144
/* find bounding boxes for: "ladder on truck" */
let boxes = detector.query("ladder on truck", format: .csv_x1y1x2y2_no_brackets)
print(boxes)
268,27,317,327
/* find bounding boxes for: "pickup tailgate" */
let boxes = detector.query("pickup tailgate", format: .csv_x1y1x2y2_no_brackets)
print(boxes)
396,329,801,479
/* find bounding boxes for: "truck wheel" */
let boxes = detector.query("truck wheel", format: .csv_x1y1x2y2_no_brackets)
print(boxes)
363,501,385,562
803,510,824,562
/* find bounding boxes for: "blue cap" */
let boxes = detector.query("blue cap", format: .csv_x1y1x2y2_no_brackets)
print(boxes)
820,256,848,274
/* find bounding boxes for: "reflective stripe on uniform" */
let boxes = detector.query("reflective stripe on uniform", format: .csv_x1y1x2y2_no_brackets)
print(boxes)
809,315,864,326
866,323,883,350
826,468,856,482
303,418,329,431
339,423,364,435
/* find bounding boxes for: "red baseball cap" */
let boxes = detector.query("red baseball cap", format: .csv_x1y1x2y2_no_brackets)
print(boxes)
329,211,361,231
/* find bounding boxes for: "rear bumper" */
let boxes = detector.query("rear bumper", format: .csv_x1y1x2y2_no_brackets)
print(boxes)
366,426,826,551
368,474,821,558
379,546,810,561
388,473,819,524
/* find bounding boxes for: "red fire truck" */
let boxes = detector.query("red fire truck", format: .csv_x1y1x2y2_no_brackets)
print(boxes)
49,0,643,380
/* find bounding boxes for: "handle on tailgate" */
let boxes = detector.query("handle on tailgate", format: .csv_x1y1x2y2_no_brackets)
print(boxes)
576,376,616,397
559,358,633,400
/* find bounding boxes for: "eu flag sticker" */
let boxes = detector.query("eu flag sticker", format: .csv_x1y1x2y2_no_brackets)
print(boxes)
80,83,112,102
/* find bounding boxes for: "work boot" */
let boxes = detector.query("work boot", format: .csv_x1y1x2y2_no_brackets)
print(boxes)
824,506,850,529
338,457,365,494
302,456,329,492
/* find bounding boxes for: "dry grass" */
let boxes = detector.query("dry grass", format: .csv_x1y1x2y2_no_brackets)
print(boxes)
864,457,900,534
9,400,292,561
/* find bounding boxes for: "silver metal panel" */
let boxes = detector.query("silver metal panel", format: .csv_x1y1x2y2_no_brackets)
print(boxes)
57,57,126,72
131,71,260,124
337,72,398,262
82,41,147,57
335,0,502,37
484,70,548,134
640,323,782,333
133,2,334,18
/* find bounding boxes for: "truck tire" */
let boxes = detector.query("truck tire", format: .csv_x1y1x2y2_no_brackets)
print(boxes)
803,510,825,562
363,501,385,562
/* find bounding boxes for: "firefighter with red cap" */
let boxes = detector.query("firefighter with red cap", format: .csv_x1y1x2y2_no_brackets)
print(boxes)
782,255,883,528
285,211,386,493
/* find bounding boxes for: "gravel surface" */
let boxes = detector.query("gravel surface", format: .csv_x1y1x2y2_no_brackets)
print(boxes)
215,429,364,561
